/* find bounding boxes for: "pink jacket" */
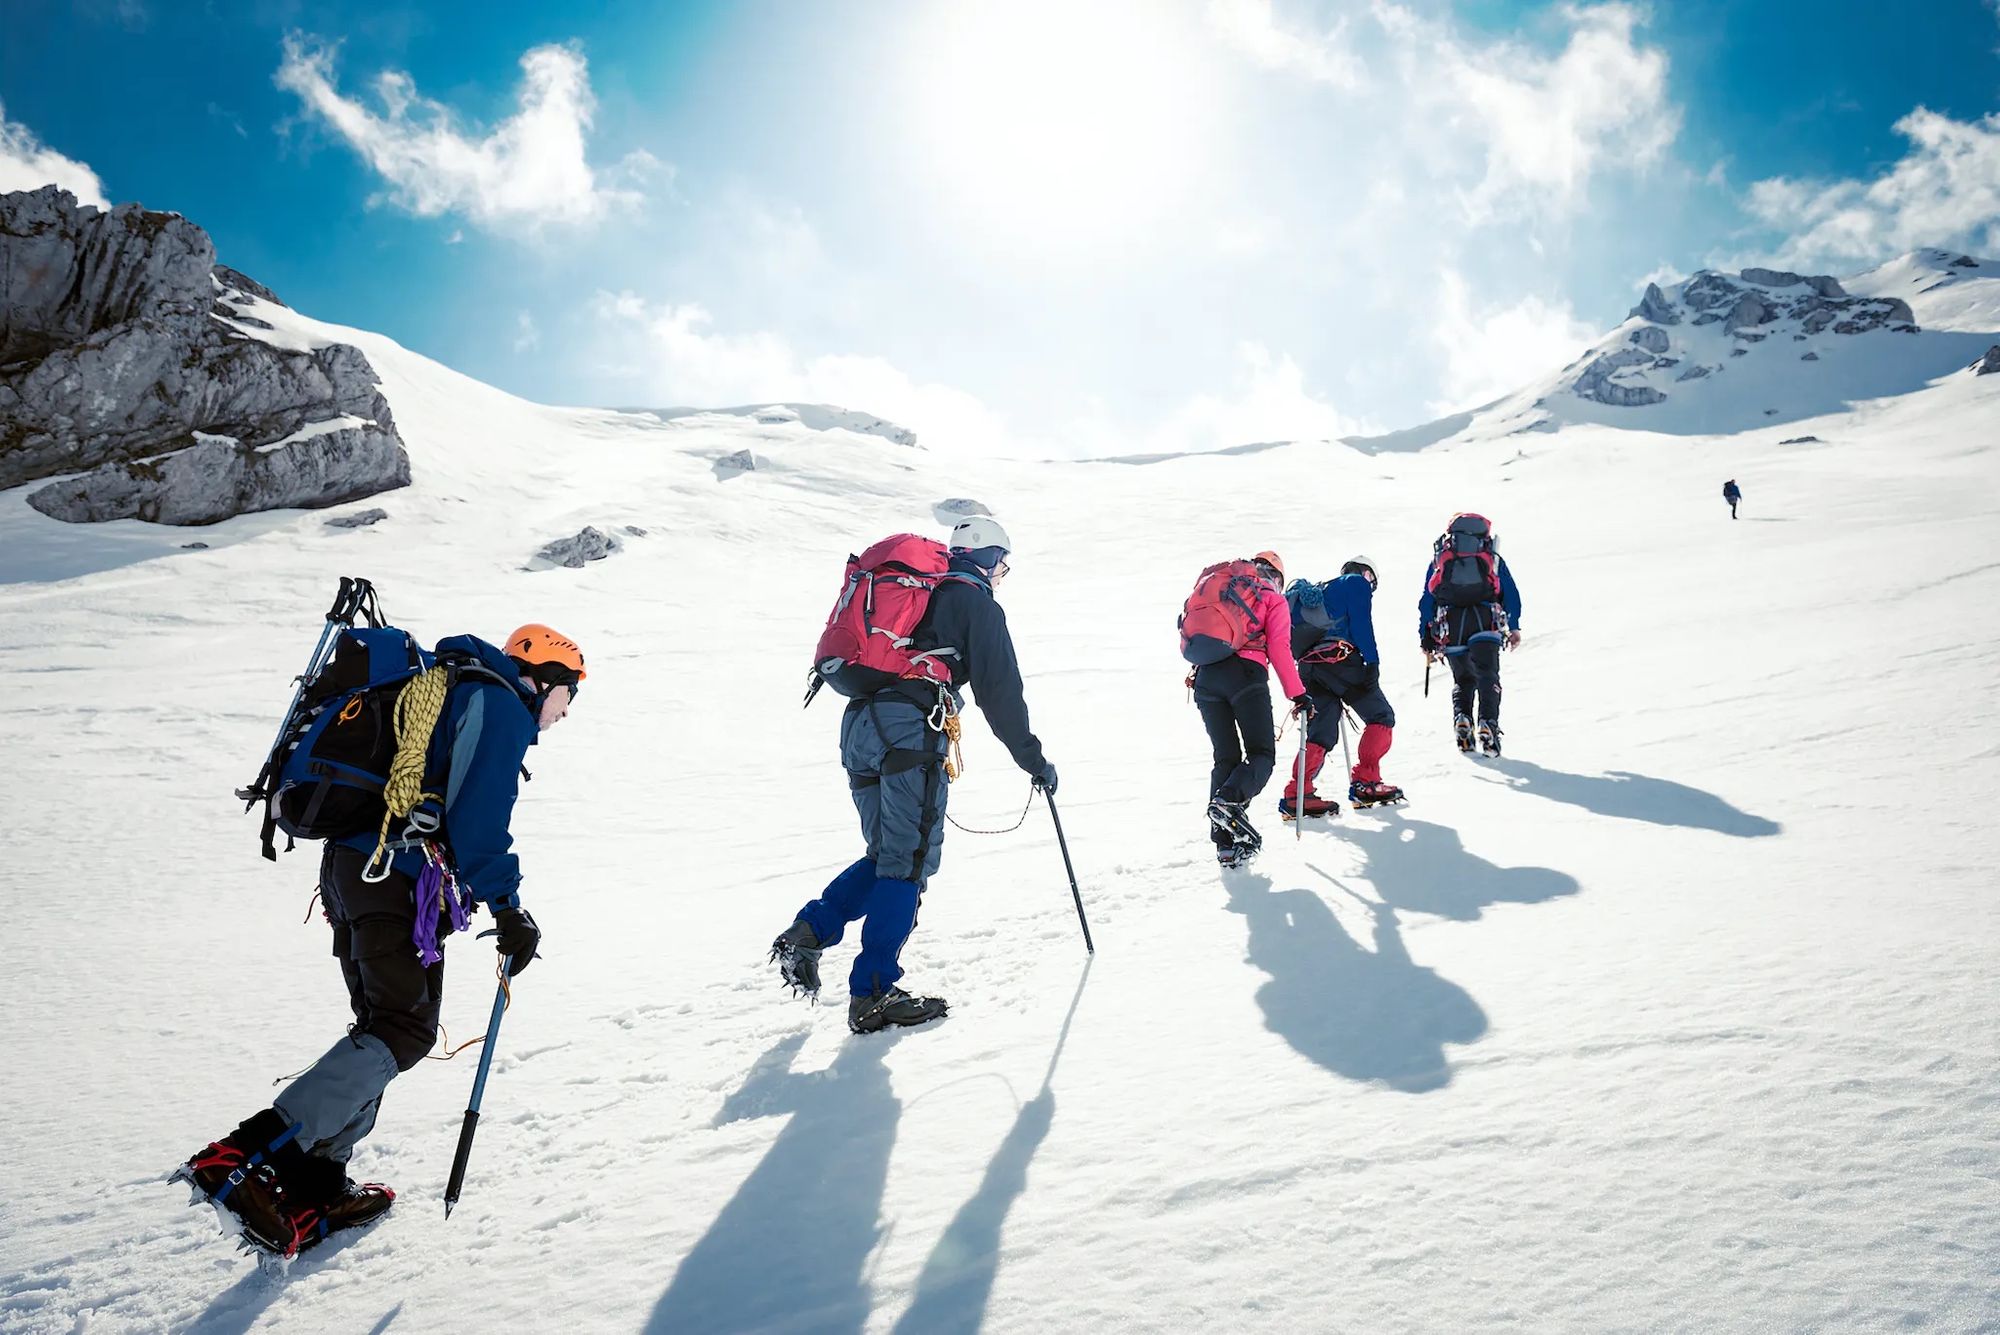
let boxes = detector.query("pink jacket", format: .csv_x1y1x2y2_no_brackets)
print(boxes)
1236,584,1307,699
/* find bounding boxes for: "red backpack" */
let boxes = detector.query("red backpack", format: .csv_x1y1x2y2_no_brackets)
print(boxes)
1425,513,1502,608
1179,560,1267,665
811,534,956,700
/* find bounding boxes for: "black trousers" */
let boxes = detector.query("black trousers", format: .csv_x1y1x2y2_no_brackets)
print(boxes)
1194,656,1276,839
1446,640,1503,725
322,844,447,1072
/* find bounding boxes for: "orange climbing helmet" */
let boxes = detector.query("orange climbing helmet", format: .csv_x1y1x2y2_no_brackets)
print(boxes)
1253,550,1285,583
505,623,587,693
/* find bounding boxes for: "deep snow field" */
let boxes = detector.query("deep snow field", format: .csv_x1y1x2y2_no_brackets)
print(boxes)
1,291,1997,1334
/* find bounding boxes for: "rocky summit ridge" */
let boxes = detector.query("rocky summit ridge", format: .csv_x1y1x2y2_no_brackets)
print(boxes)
0,185,409,525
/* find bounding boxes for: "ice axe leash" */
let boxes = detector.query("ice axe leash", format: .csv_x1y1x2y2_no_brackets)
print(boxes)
443,969,510,1219
1041,789,1094,955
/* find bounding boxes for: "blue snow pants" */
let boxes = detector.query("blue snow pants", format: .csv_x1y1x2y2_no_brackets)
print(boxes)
795,695,950,997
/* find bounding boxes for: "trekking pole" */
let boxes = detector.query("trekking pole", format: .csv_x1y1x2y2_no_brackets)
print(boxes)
1339,705,1355,780
1424,652,1432,699
444,975,510,1218
1041,790,1094,955
1294,725,1308,842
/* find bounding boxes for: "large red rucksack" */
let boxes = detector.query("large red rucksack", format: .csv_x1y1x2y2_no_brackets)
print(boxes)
811,534,956,699
1179,560,1267,665
1425,513,1502,607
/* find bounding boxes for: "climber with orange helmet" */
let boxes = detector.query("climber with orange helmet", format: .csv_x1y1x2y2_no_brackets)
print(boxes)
180,618,583,1255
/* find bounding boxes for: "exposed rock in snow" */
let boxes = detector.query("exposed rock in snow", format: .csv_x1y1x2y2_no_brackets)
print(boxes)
1573,346,1669,406
29,424,407,524
1630,283,1680,325
534,525,623,569
1802,351,1820,361
751,405,799,425
0,186,408,524
326,506,389,529
1780,435,1823,444
1676,364,1713,382
932,497,993,523
1628,326,1670,354
715,448,757,476
1976,346,2000,376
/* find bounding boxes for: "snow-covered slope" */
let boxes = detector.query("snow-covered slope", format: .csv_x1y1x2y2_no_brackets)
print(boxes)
3,277,1999,1333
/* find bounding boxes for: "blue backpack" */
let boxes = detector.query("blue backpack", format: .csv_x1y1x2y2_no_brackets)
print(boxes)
239,579,512,861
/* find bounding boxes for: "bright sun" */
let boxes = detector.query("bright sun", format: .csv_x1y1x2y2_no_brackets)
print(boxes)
902,0,1219,249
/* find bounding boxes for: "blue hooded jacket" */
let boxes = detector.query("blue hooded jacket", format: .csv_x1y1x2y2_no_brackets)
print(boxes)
1286,574,1380,666
336,635,540,911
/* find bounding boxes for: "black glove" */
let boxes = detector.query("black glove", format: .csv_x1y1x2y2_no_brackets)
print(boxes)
1420,634,1439,654
481,907,541,977
1291,694,1315,717
1032,761,1058,796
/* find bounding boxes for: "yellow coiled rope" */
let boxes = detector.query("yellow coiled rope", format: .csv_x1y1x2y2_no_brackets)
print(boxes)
943,708,966,780
362,664,453,878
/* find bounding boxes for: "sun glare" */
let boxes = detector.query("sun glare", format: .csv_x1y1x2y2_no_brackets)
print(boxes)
902,0,1218,249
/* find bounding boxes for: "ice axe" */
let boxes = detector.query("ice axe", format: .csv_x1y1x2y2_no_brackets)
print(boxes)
443,974,510,1218
1294,724,1308,842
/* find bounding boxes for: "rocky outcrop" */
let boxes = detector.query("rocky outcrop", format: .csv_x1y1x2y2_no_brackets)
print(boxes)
534,525,623,569
1,186,408,525
326,506,388,528
1630,282,1680,325
1628,325,1670,354
1976,345,2000,376
1574,347,1667,406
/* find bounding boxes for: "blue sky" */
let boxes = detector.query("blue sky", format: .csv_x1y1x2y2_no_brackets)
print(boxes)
4,0,1998,454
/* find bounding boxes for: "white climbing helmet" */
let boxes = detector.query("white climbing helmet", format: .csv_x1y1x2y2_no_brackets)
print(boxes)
949,516,1013,554
1343,554,1378,582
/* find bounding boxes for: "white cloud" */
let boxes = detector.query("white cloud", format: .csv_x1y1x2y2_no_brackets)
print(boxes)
513,311,540,354
0,102,110,208
1206,0,1363,88
591,293,1012,452
1387,1,1680,222
1745,108,2000,266
275,35,654,232
1427,270,1598,413
1143,342,1364,453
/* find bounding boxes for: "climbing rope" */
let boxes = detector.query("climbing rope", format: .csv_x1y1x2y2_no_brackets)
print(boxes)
362,665,453,879
945,783,1036,835
942,708,966,780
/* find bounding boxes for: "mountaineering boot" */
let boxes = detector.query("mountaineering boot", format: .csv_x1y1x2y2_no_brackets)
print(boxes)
848,986,949,1034
176,1108,310,1255
1348,779,1406,808
1478,720,1502,757
1453,714,1475,753
315,1179,396,1233
770,919,823,998
1207,798,1262,851
1278,794,1341,820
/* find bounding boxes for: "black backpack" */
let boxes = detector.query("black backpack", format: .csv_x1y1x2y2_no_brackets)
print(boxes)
1425,514,1502,608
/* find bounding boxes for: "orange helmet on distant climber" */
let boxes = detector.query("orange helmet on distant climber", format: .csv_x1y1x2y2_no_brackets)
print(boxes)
1253,550,1285,583
505,624,587,692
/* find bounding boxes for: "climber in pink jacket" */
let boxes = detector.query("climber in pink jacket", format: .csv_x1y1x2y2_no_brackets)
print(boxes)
1186,550,1312,867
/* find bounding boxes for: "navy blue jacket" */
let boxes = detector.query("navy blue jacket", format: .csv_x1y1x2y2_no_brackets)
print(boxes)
1286,574,1380,666
1723,481,1742,500
337,635,540,911
908,558,1047,776
1417,555,1522,647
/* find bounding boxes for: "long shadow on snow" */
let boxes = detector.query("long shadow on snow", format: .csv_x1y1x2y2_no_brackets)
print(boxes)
1482,758,1782,837
891,959,1092,1335
1223,871,1485,1092
646,1030,901,1335
1337,816,1580,921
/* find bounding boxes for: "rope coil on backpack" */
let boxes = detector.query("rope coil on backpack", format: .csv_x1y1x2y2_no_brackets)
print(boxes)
362,665,454,880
